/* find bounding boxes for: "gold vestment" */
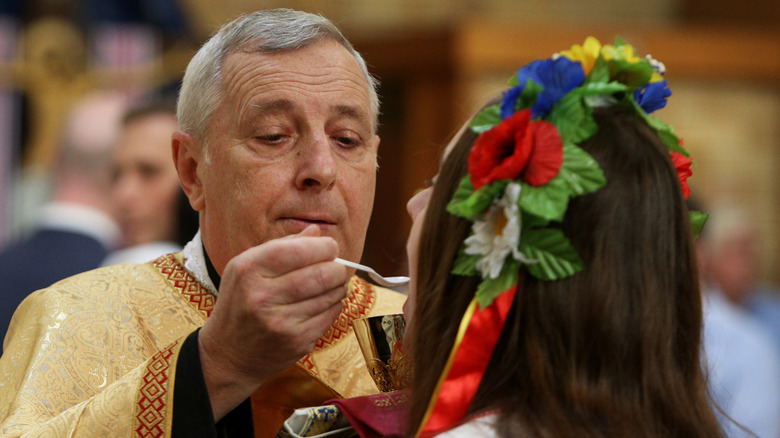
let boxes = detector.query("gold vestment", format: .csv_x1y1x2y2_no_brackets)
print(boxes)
0,252,405,437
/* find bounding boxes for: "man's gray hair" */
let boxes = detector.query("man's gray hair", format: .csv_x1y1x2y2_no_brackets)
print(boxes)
177,9,380,148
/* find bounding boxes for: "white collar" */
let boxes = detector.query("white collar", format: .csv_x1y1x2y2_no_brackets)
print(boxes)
182,229,218,296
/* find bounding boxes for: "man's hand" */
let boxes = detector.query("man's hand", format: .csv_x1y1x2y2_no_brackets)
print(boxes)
198,225,348,420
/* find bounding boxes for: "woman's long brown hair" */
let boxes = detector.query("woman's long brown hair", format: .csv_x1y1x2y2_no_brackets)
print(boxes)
406,106,725,438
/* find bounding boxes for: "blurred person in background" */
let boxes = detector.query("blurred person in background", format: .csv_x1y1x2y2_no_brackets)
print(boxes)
697,201,780,438
101,98,199,266
700,202,780,355
0,91,125,348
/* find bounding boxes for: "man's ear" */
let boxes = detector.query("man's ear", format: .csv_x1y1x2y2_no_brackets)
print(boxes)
373,134,380,168
172,130,205,211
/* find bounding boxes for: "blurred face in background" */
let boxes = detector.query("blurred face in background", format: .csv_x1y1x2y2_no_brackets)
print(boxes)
706,226,761,303
112,112,182,246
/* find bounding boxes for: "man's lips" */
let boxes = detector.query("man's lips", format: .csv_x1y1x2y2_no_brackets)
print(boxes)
281,217,338,232
284,215,336,224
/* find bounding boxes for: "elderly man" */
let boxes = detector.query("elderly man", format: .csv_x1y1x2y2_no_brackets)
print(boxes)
0,9,405,437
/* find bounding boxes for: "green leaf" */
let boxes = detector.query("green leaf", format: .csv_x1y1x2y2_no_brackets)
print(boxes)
646,117,685,155
547,93,597,145
469,104,502,134
447,179,509,220
447,175,473,209
625,97,688,156
518,176,570,221
584,56,609,85
610,60,653,88
475,260,520,308
519,229,583,281
521,212,549,231
658,129,686,155
516,79,543,114
507,71,520,86
558,143,606,196
689,210,709,240
614,36,629,47
452,245,481,277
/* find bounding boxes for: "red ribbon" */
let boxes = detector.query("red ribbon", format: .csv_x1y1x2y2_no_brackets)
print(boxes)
418,286,517,436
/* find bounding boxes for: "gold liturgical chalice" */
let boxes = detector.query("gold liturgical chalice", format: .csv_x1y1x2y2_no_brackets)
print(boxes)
351,314,411,392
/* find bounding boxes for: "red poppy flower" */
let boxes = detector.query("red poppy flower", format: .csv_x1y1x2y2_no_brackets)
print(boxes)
669,151,692,199
468,109,564,190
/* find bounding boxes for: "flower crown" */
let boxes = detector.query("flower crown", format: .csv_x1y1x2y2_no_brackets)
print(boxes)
445,36,707,308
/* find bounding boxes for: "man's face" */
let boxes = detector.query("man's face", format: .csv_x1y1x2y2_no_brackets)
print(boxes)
113,113,182,246
196,39,378,273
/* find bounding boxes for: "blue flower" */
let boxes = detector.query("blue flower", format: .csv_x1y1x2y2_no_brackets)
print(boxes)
634,79,671,113
501,57,585,119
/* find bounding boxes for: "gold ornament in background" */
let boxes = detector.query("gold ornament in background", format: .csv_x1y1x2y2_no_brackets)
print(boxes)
0,17,195,172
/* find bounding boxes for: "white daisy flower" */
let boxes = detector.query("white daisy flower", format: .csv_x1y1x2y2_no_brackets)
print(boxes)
464,183,535,279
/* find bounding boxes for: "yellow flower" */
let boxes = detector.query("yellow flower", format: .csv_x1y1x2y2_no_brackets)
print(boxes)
559,36,601,75
601,43,642,64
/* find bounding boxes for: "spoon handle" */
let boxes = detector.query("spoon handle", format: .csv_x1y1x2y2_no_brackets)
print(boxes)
334,257,365,272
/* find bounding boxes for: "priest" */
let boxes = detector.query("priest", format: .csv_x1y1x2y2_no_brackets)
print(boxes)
0,9,405,437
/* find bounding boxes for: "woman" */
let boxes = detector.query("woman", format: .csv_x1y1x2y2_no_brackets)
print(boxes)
403,37,724,438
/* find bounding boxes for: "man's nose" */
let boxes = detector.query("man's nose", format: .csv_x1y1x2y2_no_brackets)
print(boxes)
295,133,337,191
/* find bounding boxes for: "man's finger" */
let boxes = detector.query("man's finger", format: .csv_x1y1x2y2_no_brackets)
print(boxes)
245,235,339,277
293,297,347,346
289,284,347,321
270,261,348,305
280,224,321,239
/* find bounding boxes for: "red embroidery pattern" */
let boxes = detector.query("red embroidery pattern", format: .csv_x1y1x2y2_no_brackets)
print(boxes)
152,254,214,318
135,341,178,437
314,277,375,350
296,278,376,374
298,354,316,372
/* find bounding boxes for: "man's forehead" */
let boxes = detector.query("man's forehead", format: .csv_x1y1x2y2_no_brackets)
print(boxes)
221,46,373,121
247,98,370,122
221,41,367,90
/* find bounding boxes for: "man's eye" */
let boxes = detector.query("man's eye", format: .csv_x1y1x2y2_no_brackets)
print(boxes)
257,134,285,144
334,136,360,148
